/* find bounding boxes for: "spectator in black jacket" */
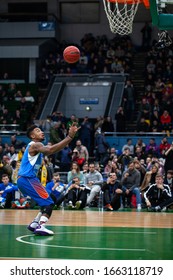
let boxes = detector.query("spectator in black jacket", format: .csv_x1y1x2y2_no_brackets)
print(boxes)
144,174,173,211
102,172,123,211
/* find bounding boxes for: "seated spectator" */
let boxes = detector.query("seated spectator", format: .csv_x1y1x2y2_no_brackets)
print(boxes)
137,97,151,124
102,172,123,211
134,138,146,154
81,162,89,175
160,110,172,135
24,90,35,103
159,137,171,157
140,164,159,193
14,90,23,101
122,138,134,155
0,155,13,179
0,173,18,208
117,147,133,172
121,161,142,210
45,172,67,208
136,117,150,133
164,170,173,196
67,177,88,209
144,174,173,211
84,162,103,206
145,138,159,157
67,162,84,184
101,116,114,134
134,146,146,161
133,159,146,186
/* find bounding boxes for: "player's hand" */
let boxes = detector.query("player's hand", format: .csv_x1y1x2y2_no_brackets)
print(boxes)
68,122,80,138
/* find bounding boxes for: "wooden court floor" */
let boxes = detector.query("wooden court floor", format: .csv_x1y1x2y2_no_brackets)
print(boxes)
0,208,173,260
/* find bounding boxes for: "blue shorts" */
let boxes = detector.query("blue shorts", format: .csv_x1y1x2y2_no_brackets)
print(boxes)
17,176,54,207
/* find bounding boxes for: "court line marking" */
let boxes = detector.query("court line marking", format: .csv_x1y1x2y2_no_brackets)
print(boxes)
16,230,156,251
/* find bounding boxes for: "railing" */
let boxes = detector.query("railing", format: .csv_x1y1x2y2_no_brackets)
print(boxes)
0,124,26,136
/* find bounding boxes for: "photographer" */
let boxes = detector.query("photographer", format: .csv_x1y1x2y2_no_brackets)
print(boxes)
102,172,123,211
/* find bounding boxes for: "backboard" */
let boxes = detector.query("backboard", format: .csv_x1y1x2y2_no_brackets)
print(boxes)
149,0,173,30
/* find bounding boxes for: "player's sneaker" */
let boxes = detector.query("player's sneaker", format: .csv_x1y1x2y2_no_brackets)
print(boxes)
34,225,54,236
27,221,39,232
75,200,81,210
68,201,75,209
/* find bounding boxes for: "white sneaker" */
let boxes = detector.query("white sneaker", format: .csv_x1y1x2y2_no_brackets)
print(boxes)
68,201,75,209
75,200,81,210
34,225,54,236
27,221,39,232
137,204,142,210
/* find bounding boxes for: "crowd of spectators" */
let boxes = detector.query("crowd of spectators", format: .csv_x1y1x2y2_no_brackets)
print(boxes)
0,82,37,131
135,42,173,135
1,32,173,211
0,130,173,211
37,33,134,88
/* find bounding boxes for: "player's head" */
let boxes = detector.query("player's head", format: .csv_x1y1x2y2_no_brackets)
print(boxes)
26,125,45,141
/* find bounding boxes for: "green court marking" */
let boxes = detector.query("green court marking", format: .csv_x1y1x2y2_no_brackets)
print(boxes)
1,225,173,260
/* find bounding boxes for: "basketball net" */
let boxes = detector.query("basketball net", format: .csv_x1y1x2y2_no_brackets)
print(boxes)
103,0,140,35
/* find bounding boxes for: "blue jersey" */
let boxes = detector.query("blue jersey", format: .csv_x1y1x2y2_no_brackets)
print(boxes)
0,182,18,198
18,141,43,178
17,141,54,206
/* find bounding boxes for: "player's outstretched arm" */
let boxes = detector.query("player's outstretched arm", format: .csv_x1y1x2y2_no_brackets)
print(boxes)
30,123,80,156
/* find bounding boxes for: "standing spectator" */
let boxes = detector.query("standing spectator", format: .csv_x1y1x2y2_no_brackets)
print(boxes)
123,79,135,119
73,139,89,167
94,131,109,165
66,114,80,150
141,22,152,50
115,106,126,133
164,142,173,176
79,116,93,154
59,144,72,172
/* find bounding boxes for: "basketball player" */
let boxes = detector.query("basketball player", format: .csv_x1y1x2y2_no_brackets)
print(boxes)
17,123,80,236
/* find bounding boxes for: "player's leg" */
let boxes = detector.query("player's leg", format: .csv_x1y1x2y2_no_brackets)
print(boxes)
17,176,54,235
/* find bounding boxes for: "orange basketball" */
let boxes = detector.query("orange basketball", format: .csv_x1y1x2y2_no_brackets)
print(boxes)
63,46,80,64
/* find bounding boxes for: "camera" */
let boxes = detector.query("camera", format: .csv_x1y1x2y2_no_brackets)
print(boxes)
153,30,172,54
72,180,75,184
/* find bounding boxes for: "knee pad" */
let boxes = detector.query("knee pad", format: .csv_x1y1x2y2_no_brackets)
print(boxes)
41,204,54,217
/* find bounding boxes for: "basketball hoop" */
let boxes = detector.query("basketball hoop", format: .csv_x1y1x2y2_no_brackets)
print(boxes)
103,0,150,35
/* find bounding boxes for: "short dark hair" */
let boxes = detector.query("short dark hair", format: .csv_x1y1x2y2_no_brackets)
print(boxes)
26,125,38,139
